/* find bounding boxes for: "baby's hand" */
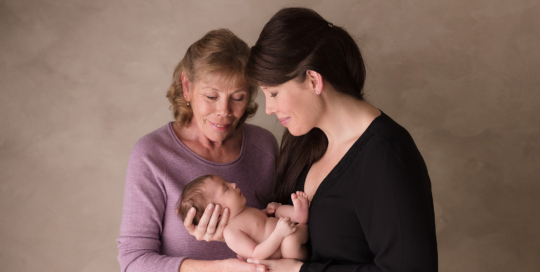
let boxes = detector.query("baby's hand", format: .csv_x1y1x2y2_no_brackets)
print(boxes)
274,217,296,238
266,202,282,215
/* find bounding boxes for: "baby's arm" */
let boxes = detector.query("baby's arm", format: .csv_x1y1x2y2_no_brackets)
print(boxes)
224,217,296,260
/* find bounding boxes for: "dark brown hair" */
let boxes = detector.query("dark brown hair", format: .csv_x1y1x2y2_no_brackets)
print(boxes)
246,8,367,203
166,29,258,127
175,175,213,225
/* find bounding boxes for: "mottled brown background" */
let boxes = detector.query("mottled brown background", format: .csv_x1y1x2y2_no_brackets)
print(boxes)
1,0,539,271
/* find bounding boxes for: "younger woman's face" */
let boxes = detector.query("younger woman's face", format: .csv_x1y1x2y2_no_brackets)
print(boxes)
261,77,321,136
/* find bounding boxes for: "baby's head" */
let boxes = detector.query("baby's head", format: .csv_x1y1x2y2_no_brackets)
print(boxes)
176,174,246,225
176,175,212,225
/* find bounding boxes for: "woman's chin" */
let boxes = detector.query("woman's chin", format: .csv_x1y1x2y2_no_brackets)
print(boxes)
287,127,311,137
204,129,235,143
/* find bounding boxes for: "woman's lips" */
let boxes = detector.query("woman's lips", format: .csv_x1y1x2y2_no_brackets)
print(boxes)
209,121,230,130
279,117,290,126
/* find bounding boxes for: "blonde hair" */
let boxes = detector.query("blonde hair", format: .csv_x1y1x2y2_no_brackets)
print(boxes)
166,29,258,126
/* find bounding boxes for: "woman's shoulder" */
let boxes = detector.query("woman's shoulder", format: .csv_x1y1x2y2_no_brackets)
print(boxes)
364,112,418,153
358,112,428,178
243,123,277,139
130,123,176,157
367,112,411,142
243,123,279,155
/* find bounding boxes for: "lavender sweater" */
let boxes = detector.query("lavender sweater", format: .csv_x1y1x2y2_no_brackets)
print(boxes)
117,123,278,272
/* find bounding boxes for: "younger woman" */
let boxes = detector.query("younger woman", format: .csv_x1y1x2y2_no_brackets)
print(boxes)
245,8,438,272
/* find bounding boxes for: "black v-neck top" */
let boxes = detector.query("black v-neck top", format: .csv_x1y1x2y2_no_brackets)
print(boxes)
295,112,438,272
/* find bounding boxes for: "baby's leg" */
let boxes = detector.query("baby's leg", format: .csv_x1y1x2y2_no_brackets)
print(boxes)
280,224,308,261
275,191,309,224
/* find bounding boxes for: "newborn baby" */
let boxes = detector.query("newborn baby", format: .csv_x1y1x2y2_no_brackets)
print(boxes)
176,174,309,260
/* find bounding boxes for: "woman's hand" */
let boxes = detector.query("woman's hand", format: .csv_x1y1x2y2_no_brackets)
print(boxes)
247,258,303,272
180,258,266,272
221,258,267,272
183,203,229,242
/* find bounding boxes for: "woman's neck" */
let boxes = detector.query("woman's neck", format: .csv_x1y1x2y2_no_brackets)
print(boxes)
317,92,381,148
172,121,243,163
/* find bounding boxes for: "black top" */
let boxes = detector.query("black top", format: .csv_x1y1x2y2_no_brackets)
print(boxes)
295,112,438,272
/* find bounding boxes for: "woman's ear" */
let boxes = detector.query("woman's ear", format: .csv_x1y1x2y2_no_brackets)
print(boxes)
181,72,191,101
306,70,324,95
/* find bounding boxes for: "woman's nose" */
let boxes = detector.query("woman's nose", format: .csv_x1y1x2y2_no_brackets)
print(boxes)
265,99,275,115
216,98,232,117
231,183,237,189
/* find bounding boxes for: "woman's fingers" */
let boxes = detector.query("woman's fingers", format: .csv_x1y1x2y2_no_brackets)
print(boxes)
226,258,267,272
246,259,267,272
248,258,302,272
204,204,222,239
237,254,247,262
213,207,229,241
184,203,228,242
183,207,197,232
194,203,215,240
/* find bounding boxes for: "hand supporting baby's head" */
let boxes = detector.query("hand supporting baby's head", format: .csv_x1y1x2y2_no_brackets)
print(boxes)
175,174,213,225
177,174,247,226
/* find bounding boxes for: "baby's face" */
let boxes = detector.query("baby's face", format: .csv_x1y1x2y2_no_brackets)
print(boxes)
204,175,246,213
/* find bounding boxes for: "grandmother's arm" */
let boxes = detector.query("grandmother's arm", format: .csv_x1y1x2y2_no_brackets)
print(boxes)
180,259,264,272
117,140,185,272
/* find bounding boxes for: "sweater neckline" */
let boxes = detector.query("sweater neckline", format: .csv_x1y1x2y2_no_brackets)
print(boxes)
302,111,387,209
167,122,247,166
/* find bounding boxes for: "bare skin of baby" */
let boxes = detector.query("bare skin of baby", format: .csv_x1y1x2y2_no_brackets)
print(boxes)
199,175,309,260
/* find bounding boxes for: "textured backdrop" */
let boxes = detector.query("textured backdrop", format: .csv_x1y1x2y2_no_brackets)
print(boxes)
1,0,539,271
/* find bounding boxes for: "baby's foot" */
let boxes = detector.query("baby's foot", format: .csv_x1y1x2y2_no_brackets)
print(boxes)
291,191,310,224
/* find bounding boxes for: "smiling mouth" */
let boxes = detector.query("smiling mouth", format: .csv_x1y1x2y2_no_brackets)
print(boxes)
278,117,290,126
209,121,231,129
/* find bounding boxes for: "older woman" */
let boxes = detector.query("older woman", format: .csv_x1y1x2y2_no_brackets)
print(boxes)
245,8,438,272
117,29,278,272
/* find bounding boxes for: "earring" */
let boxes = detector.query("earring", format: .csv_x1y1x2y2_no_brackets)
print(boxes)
187,101,190,106
316,91,320,95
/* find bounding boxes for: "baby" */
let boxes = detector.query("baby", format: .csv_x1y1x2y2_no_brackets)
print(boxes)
176,174,309,260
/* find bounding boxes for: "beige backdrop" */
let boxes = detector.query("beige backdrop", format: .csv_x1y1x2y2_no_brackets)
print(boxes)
1,0,539,271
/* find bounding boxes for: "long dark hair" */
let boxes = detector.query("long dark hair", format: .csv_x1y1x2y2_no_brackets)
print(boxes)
247,8,367,203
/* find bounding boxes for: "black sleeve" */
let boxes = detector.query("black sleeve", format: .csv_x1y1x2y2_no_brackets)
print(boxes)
300,139,438,272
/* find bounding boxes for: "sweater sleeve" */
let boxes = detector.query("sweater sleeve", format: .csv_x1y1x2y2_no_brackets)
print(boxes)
300,139,438,272
117,139,185,272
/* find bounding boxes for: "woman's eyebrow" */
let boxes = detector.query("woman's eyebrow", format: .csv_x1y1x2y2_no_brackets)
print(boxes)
200,86,220,91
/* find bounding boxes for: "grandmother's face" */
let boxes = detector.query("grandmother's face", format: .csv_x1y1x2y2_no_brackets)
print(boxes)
185,74,249,143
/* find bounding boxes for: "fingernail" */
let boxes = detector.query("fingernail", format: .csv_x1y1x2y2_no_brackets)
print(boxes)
207,204,214,210
224,208,229,214
215,204,220,210
189,207,195,213
247,258,253,263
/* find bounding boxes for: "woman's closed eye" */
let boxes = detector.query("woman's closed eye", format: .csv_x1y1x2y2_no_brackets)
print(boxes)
270,93,277,98
231,95,245,102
